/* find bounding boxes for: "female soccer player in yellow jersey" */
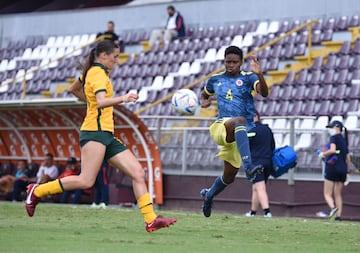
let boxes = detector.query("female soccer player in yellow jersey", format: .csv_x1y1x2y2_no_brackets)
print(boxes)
25,40,177,232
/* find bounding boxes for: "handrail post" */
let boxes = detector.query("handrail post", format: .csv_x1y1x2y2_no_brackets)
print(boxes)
307,22,313,65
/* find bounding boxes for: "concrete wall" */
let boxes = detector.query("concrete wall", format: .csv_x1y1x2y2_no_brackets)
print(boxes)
0,0,359,45
161,174,360,220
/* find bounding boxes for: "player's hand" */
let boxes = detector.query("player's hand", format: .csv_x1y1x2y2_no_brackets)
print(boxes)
122,93,138,103
200,99,211,108
318,152,325,159
250,55,261,75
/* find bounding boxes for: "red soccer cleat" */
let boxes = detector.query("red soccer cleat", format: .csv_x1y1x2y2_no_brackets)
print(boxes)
145,215,177,232
25,184,40,217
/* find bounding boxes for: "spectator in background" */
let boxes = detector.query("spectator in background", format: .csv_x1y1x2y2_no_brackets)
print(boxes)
58,157,83,204
96,21,125,52
245,111,275,218
91,161,110,209
0,160,29,193
36,153,58,184
318,120,351,221
149,5,186,46
12,162,38,201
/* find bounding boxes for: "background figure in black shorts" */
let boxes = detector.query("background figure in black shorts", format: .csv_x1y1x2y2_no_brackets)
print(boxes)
246,111,275,218
318,120,351,221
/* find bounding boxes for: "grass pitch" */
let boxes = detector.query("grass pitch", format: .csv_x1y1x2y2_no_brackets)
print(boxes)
0,202,359,253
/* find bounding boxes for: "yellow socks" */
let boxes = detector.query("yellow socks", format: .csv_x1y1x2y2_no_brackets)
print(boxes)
34,179,64,198
138,193,157,223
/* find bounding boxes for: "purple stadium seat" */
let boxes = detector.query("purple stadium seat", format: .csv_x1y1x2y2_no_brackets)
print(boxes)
291,84,306,100
306,84,320,100
334,69,348,84
293,43,306,56
281,85,292,100
270,44,282,58
321,29,333,42
310,56,324,71
295,69,308,85
348,15,359,27
308,69,322,85
329,100,344,116
267,57,279,71
301,100,316,116
323,17,336,31
331,84,347,99
349,69,360,81
348,82,360,99
312,30,322,44
281,43,294,59
277,20,291,34
319,84,334,100
276,100,289,116
315,100,331,116
118,65,130,78
268,84,281,101
323,54,337,70
257,47,271,59
349,55,360,71
296,32,308,45
281,71,296,85
336,55,350,70
337,41,352,55
351,39,360,55
347,99,359,112
322,69,335,85
335,16,348,30
288,100,303,115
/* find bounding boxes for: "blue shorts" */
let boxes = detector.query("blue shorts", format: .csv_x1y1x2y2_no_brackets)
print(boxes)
324,167,346,182
252,163,272,184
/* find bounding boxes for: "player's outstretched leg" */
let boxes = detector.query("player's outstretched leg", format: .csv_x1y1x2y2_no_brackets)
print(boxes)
200,176,228,217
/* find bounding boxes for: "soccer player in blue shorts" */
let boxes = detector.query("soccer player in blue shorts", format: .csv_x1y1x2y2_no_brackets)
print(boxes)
199,45,269,217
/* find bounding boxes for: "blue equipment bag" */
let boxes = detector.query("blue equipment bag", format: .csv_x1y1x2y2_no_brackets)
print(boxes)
271,145,297,178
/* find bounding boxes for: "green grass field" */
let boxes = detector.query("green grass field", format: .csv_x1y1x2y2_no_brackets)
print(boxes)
0,202,359,253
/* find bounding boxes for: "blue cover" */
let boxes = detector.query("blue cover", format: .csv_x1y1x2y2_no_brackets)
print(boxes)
271,145,297,178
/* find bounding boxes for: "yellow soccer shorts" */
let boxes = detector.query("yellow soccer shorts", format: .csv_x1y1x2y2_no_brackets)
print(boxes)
209,118,242,168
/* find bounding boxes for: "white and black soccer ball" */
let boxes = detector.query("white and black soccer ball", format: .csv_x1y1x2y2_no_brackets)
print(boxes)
171,89,199,115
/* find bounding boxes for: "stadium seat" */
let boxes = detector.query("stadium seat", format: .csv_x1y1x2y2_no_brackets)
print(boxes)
294,133,312,151
348,14,359,27
314,116,329,129
345,115,358,129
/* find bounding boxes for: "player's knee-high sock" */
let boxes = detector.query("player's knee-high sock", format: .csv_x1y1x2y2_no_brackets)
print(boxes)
138,193,157,223
34,179,64,197
235,123,253,171
207,176,228,199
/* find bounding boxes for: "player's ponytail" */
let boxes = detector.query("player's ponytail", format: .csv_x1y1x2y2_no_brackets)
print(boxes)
81,40,117,85
82,48,96,85
343,126,349,148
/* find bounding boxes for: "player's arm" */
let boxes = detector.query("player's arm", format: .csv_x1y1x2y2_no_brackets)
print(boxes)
200,78,215,108
68,79,86,102
95,91,138,109
250,55,269,97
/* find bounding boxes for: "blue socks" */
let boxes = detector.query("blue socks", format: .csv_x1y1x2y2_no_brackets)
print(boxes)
207,176,228,199
235,123,253,171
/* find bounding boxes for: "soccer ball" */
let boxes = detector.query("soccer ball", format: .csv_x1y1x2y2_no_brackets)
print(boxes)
171,89,199,115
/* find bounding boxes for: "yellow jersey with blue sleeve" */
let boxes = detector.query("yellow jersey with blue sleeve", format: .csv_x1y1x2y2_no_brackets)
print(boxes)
80,63,114,133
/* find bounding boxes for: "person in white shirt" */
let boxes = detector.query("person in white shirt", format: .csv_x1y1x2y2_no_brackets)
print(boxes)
149,5,186,46
36,153,58,184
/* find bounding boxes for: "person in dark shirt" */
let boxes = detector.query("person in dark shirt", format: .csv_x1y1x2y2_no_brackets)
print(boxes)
246,111,275,218
318,120,351,221
96,21,124,52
